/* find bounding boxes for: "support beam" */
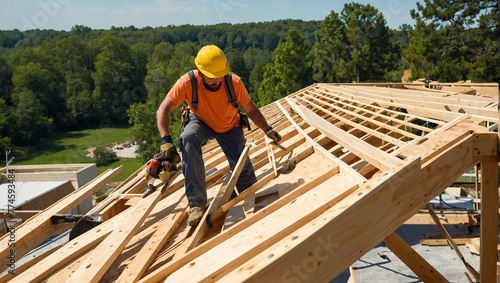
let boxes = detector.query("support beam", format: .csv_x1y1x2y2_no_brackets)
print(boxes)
65,170,181,283
174,145,251,259
383,232,449,282
286,97,402,171
116,196,188,283
480,158,499,282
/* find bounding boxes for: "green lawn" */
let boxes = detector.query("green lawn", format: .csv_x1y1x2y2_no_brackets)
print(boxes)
13,126,145,195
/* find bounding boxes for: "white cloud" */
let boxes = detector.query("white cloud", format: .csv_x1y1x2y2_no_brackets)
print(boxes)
87,6,127,15
132,5,160,15
131,1,196,16
63,4,78,13
157,0,196,14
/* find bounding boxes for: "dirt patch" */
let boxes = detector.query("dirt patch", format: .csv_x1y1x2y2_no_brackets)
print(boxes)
85,141,137,159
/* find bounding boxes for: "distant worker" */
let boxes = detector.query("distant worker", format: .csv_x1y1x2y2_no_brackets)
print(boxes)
156,45,281,226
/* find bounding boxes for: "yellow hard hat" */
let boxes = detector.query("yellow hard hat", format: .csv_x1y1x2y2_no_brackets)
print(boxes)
195,45,229,78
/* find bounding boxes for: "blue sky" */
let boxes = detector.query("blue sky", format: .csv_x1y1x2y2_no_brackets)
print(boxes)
0,0,418,31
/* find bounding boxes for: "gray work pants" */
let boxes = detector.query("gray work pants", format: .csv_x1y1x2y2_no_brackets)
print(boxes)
179,114,257,208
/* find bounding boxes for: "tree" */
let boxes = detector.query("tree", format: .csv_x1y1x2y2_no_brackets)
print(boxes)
128,101,161,162
129,42,195,161
274,27,313,93
405,0,499,82
144,42,175,104
258,27,313,106
0,56,13,104
248,62,268,103
312,10,351,83
10,90,53,144
92,35,135,122
225,50,249,84
93,146,119,164
258,64,287,106
0,98,12,156
9,45,67,128
341,3,393,82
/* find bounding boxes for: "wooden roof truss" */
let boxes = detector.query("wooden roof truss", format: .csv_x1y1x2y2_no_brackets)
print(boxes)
0,83,498,282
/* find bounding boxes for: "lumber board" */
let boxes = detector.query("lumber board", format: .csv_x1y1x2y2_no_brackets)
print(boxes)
174,145,251,259
328,84,497,122
137,154,339,283
224,120,479,282
116,196,188,283
422,238,475,246
425,204,479,281
286,97,402,171
0,166,122,273
165,172,360,282
276,100,367,183
383,232,449,282
298,92,417,143
65,170,181,283
9,209,132,282
218,156,423,282
405,212,478,225
480,159,499,282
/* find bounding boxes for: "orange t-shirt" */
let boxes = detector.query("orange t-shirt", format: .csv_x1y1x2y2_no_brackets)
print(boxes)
167,70,251,133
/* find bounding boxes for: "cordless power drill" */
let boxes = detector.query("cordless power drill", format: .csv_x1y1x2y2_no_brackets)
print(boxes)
143,152,180,198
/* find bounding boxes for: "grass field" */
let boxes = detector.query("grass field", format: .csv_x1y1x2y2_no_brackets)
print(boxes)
12,126,145,195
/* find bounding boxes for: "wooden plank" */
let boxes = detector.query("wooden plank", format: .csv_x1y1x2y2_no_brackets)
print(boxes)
426,204,479,281
298,92,416,143
276,100,367,184
383,232,449,282
8,210,132,282
405,213,478,225
286,97,402,171
217,156,423,282
242,194,255,216
165,172,361,282
137,159,339,283
0,210,42,219
0,236,65,283
330,84,497,122
211,142,315,222
116,196,189,283
0,166,123,273
174,145,251,259
65,170,181,283
480,159,499,282
422,238,474,246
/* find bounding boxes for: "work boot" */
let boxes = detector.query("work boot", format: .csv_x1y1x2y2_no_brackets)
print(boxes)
187,206,206,226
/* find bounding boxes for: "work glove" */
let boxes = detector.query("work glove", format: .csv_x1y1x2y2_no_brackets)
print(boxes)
264,126,282,143
160,135,181,163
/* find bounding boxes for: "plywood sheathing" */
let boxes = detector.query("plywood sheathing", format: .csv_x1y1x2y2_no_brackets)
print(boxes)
4,82,498,282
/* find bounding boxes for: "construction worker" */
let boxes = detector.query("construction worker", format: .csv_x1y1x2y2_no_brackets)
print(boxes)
157,45,281,226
